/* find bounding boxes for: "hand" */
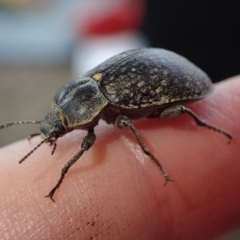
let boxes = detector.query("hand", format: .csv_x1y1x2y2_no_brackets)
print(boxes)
0,76,239,239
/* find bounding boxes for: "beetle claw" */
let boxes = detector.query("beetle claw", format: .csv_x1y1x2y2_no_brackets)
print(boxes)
45,191,56,203
163,175,175,186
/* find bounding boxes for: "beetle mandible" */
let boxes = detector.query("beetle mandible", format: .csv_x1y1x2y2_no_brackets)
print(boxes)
0,48,233,201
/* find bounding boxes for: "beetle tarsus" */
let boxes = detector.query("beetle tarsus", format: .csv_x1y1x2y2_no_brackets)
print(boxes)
160,105,233,142
45,190,56,203
163,174,175,186
182,106,233,142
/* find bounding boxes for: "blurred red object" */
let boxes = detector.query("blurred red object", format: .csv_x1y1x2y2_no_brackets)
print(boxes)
73,0,145,36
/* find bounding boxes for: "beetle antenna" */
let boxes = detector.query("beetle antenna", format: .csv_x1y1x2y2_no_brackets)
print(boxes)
0,120,42,131
19,137,49,164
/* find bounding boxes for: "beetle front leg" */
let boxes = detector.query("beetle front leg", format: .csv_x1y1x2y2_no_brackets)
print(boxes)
45,129,96,202
160,105,233,142
115,115,174,184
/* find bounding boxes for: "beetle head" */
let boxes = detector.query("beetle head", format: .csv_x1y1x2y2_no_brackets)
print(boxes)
40,108,69,141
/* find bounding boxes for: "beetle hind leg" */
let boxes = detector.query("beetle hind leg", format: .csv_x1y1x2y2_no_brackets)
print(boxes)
115,115,174,184
160,105,233,142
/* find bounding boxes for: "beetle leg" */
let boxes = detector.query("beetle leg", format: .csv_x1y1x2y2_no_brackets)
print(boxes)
160,105,233,142
115,115,174,184
27,133,41,141
45,129,96,202
51,141,57,155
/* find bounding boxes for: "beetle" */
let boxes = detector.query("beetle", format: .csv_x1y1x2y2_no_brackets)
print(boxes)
0,48,232,201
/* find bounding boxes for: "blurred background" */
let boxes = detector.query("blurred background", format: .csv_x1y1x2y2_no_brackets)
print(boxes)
0,0,240,238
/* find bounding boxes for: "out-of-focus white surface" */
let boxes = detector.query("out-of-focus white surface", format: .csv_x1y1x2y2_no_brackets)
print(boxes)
72,32,148,77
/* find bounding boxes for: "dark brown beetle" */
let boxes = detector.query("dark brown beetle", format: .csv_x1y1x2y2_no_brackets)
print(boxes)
0,48,232,201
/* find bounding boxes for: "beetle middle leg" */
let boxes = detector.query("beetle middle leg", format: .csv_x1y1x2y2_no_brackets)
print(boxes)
45,129,96,202
115,115,174,184
160,105,233,141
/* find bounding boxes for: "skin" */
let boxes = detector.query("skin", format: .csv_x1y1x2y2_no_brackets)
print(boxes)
0,76,240,240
